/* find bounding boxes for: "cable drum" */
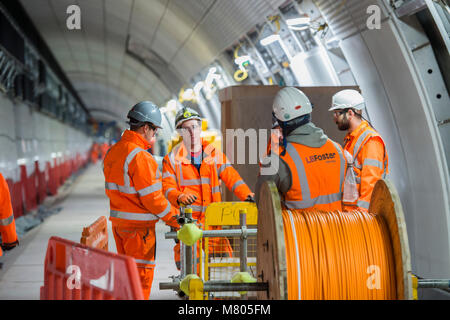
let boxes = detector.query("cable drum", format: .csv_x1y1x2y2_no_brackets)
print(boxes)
256,179,413,300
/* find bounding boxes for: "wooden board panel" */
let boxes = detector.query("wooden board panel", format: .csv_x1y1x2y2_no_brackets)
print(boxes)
369,179,413,300
256,180,287,300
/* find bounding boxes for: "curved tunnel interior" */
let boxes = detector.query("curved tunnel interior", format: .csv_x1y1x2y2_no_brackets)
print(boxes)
0,0,449,300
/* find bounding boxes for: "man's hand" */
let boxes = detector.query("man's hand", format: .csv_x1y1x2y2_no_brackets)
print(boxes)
177,193,197,205
245,193,255,203
177,223,203,246
1,240,19,251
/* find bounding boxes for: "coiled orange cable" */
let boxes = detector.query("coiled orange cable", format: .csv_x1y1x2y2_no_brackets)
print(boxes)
282,210,396,300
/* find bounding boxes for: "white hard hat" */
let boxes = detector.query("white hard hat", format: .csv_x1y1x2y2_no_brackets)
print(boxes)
329,89,365,111
272,87,312,122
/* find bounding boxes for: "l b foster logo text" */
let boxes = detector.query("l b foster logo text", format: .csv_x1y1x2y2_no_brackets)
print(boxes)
305,152,336,164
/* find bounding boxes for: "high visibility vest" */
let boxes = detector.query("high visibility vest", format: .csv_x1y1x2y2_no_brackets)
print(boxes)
344,121,389,210
275,139,346,211
0,173,18,257
162,139,252,225
103,130,177,228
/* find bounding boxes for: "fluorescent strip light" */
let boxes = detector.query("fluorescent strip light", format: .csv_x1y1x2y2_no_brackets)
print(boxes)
286,17,311,26
289,25,309,31
260,34,281,46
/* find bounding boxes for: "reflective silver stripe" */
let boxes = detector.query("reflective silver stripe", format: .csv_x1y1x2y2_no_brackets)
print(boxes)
286,143,310,199
211,186,220,194
363,158,383,169
105,182,137,194
352,130,373,161
0,214,14,226
217,163,231,176
163,171,176,179
135,259,155,266
110,210,159,221
180,178,202,186
165,187,176,198
105,147,145,194
137,182,162,197
124,147,145,187
357,200,370,209
155,202,172,219
331,141,345,193
231,180,245,193
169,152,176,169
284,192,342,209
170,144,182,167
190,205,205,213
180,176,211,186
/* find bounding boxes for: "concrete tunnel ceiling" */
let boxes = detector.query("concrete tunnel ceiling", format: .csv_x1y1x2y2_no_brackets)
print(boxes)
19,0,287,127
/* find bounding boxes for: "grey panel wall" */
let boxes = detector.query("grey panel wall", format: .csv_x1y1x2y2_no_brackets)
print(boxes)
315,0,450,279
0,92,92,182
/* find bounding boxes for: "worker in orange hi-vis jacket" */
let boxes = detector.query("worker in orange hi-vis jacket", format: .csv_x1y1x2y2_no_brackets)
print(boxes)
162,106,254,271
256,87,347,212
260,115,283,167
103,101,179,300
0,172,19,258
329,89,389,212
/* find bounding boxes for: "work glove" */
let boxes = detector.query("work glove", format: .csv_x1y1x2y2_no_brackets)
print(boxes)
231,272,257,295
244,194,255,203
177,223,203,246
177,193,197,206
180,274,201,296
1,240,19,251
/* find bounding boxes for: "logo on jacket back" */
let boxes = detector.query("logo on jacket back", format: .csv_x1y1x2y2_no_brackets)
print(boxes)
305,153,336,164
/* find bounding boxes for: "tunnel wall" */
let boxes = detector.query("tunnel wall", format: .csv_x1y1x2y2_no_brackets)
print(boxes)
0,92,92,217
314,0,450,282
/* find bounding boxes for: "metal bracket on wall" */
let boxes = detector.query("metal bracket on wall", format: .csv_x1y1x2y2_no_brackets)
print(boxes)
392,0,428,18
437,118,450,126
0,46,23,93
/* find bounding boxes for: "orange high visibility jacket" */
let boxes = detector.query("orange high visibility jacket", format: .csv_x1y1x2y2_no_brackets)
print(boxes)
103,130,178,228
343,120,389,211
162,139,252,224
0,173,18,257
274,139,347,211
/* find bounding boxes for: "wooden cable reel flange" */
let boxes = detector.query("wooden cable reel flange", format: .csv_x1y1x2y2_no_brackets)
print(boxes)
369,179,413,299
256,180,287,299
256,179,413,300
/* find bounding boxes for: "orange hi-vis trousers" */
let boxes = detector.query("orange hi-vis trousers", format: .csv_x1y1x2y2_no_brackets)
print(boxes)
112,224,156,300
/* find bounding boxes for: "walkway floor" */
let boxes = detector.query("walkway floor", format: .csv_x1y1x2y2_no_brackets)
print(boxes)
0,162,181,300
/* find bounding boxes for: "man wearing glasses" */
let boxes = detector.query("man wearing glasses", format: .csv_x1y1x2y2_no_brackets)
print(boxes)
329,89,389,212
162,106,254,270
103,101,179,299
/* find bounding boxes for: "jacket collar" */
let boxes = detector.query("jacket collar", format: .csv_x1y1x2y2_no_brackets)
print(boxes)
121,130,151,150
344,120,369,144
173,139,215,164
286,122,328,148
